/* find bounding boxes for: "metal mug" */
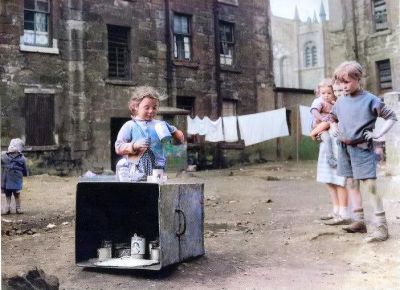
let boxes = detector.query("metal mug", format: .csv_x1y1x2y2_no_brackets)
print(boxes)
154,122,172,143
131,233,146,259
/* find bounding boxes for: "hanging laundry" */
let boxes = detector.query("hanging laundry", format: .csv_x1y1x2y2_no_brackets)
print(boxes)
299,105,313,136
186,116,209,135
222,116,239,142
187,116,198,135
238,108,289,146
205,117,224,142
197,116,209,135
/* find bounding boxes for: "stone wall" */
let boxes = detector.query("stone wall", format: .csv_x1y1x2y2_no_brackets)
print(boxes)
0,0,275,174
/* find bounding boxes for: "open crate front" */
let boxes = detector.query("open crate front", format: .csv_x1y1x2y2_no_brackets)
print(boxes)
75,182,162,270
75,181,204,271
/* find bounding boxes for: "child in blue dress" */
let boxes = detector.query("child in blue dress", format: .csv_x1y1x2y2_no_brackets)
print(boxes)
1,138,29,214
115,86,184,181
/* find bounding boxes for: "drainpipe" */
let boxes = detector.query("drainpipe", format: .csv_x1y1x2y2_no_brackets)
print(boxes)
351,0,359,61
165,0,173,106
213,0,223,168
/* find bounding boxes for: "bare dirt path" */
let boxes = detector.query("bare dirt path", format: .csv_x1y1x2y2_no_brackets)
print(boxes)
2,161,400,289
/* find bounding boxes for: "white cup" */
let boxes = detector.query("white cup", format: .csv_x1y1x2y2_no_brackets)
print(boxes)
154,122,172,143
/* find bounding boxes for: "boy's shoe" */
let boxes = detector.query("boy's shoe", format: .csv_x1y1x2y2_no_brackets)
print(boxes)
342,221,367,233
16,208,24,214
365,224,388,243
324,217,352,226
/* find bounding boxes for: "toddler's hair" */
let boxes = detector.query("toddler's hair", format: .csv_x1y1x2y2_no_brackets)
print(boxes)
334,61,363,82
8,138,24,153
314,78,334,97
128,86,161,116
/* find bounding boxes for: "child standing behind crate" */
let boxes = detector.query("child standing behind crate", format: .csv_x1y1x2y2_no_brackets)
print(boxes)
115,86,185,181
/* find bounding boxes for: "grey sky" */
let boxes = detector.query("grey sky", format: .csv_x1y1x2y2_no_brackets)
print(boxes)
270,0,329,22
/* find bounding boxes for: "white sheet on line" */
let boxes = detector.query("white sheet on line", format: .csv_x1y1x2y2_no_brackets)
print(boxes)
205,117,224,142
187,116,197,135
186,116,209,135
222,116,239,142
238,108,289,146
299,105,313,136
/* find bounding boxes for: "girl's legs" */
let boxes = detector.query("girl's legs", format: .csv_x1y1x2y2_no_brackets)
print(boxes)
337,186,350,220
326,183,339,217
324,184,351,225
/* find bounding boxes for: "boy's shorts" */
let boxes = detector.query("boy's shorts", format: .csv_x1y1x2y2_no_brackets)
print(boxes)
337,142,376,180
3,189,20,197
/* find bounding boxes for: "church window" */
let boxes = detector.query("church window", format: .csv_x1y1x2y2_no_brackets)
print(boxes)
304,42,317,67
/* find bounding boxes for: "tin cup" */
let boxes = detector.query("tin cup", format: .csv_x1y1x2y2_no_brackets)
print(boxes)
154,122,172,143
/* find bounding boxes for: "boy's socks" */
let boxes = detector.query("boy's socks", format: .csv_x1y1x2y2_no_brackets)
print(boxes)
374,211,387,225
352,208,364,221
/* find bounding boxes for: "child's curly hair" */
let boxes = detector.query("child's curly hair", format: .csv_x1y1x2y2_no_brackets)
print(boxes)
128,86,164,116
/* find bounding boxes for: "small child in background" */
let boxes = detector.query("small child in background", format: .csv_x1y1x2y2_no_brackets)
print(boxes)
310,78,337,168
1,138,29,214
115,86,184,181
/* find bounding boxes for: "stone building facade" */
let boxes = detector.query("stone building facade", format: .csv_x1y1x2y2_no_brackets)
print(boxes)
326,0,399,95
271,4,328,90
272,0,399,95
0,0,275,174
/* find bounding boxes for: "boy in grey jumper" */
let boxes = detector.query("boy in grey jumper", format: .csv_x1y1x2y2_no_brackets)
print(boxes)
331,61,397,242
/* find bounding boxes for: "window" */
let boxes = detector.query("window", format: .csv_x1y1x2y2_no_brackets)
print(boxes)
107,25,130,79
377,59,392,90
222,100,237,116
23,0,50,46
173,14,191,60
219,22,234,66
177,96,195,117
25,94,54,146
304,41,317,67
373,0,388,31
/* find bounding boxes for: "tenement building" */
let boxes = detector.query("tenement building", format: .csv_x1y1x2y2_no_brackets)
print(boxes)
0,0,275,174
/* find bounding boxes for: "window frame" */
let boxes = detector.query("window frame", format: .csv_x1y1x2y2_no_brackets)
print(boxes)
219,21,235,66
107,24,131,80
173,13,192,60
376,59,392,90
372,0,388,32
23,0,51,47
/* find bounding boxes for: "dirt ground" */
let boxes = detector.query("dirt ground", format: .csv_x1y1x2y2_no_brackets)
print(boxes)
1,161,400,290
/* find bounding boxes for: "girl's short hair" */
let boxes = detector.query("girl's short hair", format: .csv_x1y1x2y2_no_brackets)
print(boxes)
334,61,363,82
128,86,162,115
314,78,334,97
